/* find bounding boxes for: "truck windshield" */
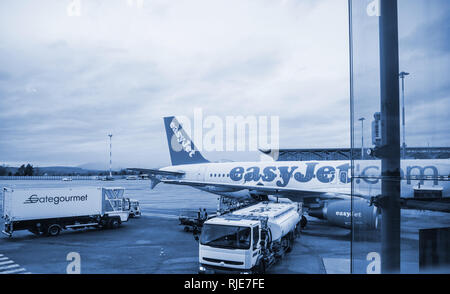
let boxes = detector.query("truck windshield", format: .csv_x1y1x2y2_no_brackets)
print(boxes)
200,224,251,250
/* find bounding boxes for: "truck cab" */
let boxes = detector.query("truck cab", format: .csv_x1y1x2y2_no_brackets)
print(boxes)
199,217,262,274
128,199,141,217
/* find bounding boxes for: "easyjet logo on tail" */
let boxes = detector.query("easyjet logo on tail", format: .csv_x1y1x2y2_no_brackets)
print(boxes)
170,119,196,158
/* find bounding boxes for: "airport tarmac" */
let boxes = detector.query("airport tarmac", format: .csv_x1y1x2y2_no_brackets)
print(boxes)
0,180,448,274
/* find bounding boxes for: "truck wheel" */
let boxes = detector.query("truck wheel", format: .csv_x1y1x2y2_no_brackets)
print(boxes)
285,234,293,253
100,219,109,229
109,218,121,229
289,232,295,251
47,224,61,237
300,215,307,229
254,260,266,274
286,240,292,252
295,223,301,237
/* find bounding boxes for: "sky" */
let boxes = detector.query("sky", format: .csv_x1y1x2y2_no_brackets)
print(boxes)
0,0,448,169
350,0,450,151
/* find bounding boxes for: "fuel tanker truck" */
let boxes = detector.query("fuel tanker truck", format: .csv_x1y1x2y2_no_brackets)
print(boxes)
197,201,302,274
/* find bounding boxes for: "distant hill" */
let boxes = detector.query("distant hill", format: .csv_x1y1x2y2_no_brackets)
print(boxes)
0,165,107,176
77,162,124,171
38,166,104,175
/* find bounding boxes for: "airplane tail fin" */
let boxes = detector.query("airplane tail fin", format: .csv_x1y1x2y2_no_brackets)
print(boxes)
163,116,209,166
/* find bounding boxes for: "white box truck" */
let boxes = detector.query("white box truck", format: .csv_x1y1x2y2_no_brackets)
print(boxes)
1,187,130,237
197,201,302,274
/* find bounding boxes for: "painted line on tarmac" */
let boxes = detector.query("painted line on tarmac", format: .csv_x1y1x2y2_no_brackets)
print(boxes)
0,268,26,274
0,260,14,266
0,264,20,270
0,254,31,274
322,258,350,274
145,212,179,219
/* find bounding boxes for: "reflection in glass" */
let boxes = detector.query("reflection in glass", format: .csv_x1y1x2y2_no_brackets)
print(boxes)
349,0,450,274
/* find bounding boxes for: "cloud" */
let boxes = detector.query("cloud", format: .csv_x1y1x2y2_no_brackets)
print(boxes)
0,0,447,168
349,0,450,149
0,0,351,167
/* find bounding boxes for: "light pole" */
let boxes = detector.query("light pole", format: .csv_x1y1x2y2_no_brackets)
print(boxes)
399,71,409,159
359,117,365,159
108,133,113,178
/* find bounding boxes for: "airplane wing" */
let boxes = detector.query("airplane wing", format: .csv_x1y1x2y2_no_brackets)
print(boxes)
127,168,185,189
127,168,185,177
160,179,355,202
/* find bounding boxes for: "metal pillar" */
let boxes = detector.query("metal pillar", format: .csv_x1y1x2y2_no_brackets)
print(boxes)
348,0,355,274
379,0,401,273
108,133,113,178
399,71,409,159
359,117,365,159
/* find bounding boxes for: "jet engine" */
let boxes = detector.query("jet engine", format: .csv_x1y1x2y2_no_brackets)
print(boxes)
308,200,380,230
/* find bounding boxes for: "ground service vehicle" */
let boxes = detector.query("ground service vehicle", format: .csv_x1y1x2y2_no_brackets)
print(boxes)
1,187,130,237
128,199,141,217
179,210,211,233
198,201,302,274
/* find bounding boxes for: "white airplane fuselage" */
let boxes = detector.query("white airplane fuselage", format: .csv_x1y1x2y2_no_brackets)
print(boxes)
161,159,450,201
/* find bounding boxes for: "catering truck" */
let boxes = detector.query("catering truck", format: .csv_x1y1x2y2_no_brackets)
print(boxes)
1,187,130,237
198,201,302,274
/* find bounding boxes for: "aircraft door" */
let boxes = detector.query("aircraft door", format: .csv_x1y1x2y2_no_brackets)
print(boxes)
196,166,207,182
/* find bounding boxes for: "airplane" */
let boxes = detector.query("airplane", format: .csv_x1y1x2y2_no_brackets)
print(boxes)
129,116,450,230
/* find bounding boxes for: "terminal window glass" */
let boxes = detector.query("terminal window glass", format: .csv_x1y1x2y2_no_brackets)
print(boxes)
349,0,450,274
